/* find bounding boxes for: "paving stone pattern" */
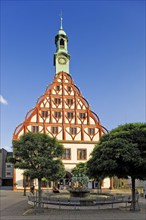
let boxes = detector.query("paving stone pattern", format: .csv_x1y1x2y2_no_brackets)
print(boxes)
0,190,146,220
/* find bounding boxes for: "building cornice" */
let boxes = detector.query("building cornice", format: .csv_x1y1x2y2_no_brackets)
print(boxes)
60,140,98,144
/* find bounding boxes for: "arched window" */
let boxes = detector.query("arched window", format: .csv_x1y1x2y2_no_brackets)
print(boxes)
60,38,64,47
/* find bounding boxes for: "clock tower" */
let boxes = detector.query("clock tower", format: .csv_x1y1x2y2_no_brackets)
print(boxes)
54,16,70,74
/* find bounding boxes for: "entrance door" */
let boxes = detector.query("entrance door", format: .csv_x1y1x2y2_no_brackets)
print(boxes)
60,171,72,189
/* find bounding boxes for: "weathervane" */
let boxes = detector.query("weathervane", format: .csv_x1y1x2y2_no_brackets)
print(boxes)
60,11,63,30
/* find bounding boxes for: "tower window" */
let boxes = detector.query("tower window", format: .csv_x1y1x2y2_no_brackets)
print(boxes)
60,38,64,47
70,127,77,135
51,127,58,134
32,126,39,133
88,128,95,135
67,112,74,119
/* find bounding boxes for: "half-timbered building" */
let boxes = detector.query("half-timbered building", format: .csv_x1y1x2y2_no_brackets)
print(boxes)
13,18,112,190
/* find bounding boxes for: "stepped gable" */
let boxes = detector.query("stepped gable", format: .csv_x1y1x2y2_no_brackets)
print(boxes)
13,71,107,142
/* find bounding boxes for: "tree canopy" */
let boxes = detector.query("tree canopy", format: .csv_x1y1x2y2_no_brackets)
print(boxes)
10,132,65,209
71,162,87,176
45,159,66,183
87,123,146,179
11,132,65,180
87,123,146,211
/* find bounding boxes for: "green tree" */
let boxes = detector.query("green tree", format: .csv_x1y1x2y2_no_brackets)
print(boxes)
10,132,65,210
45,159,66,188
87,123,146,211
72,162,87,176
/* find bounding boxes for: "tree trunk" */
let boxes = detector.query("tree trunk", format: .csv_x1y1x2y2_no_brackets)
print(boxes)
130,176,140,211
23,186,26,196
23,177,26,196
37,178,42,211
110,177,114,189
130,176,136,211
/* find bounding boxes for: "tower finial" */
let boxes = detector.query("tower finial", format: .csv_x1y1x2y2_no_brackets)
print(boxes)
60,11,63,30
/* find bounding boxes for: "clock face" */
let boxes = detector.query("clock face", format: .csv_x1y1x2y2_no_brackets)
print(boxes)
58,57,67,65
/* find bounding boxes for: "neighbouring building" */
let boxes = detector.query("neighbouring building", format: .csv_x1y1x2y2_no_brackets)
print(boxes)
0,148,13,186
13,18,112,190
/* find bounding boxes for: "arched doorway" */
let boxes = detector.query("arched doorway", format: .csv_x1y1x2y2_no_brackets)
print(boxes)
60,171,72,189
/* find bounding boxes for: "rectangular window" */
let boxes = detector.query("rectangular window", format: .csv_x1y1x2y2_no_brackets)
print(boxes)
6,164,12,168
51,127,58,134
55,111,61,118
68,86,71,92
67,99,73,105
32,126,39,133
67,112,74,119
54,98,61,105
61,149,71,160
70,127,77,135
88,128,95,135
77,149,87,160
56,85,60,91
6,172,12,176
41,111,48,118
79,113,86,119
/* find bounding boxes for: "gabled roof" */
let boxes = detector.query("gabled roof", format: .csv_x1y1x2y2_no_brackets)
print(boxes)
13,71,107,142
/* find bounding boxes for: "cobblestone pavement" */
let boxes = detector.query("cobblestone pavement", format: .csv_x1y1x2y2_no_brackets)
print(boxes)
1,190,146,220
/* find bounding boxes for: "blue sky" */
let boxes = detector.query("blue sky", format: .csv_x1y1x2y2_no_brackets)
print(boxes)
1,0,145,151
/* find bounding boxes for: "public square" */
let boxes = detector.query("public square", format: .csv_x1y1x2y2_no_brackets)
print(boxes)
1,189,146,220
1,2,145,220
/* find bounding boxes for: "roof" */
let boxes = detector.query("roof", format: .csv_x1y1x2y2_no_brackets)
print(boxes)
58,28,66,36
